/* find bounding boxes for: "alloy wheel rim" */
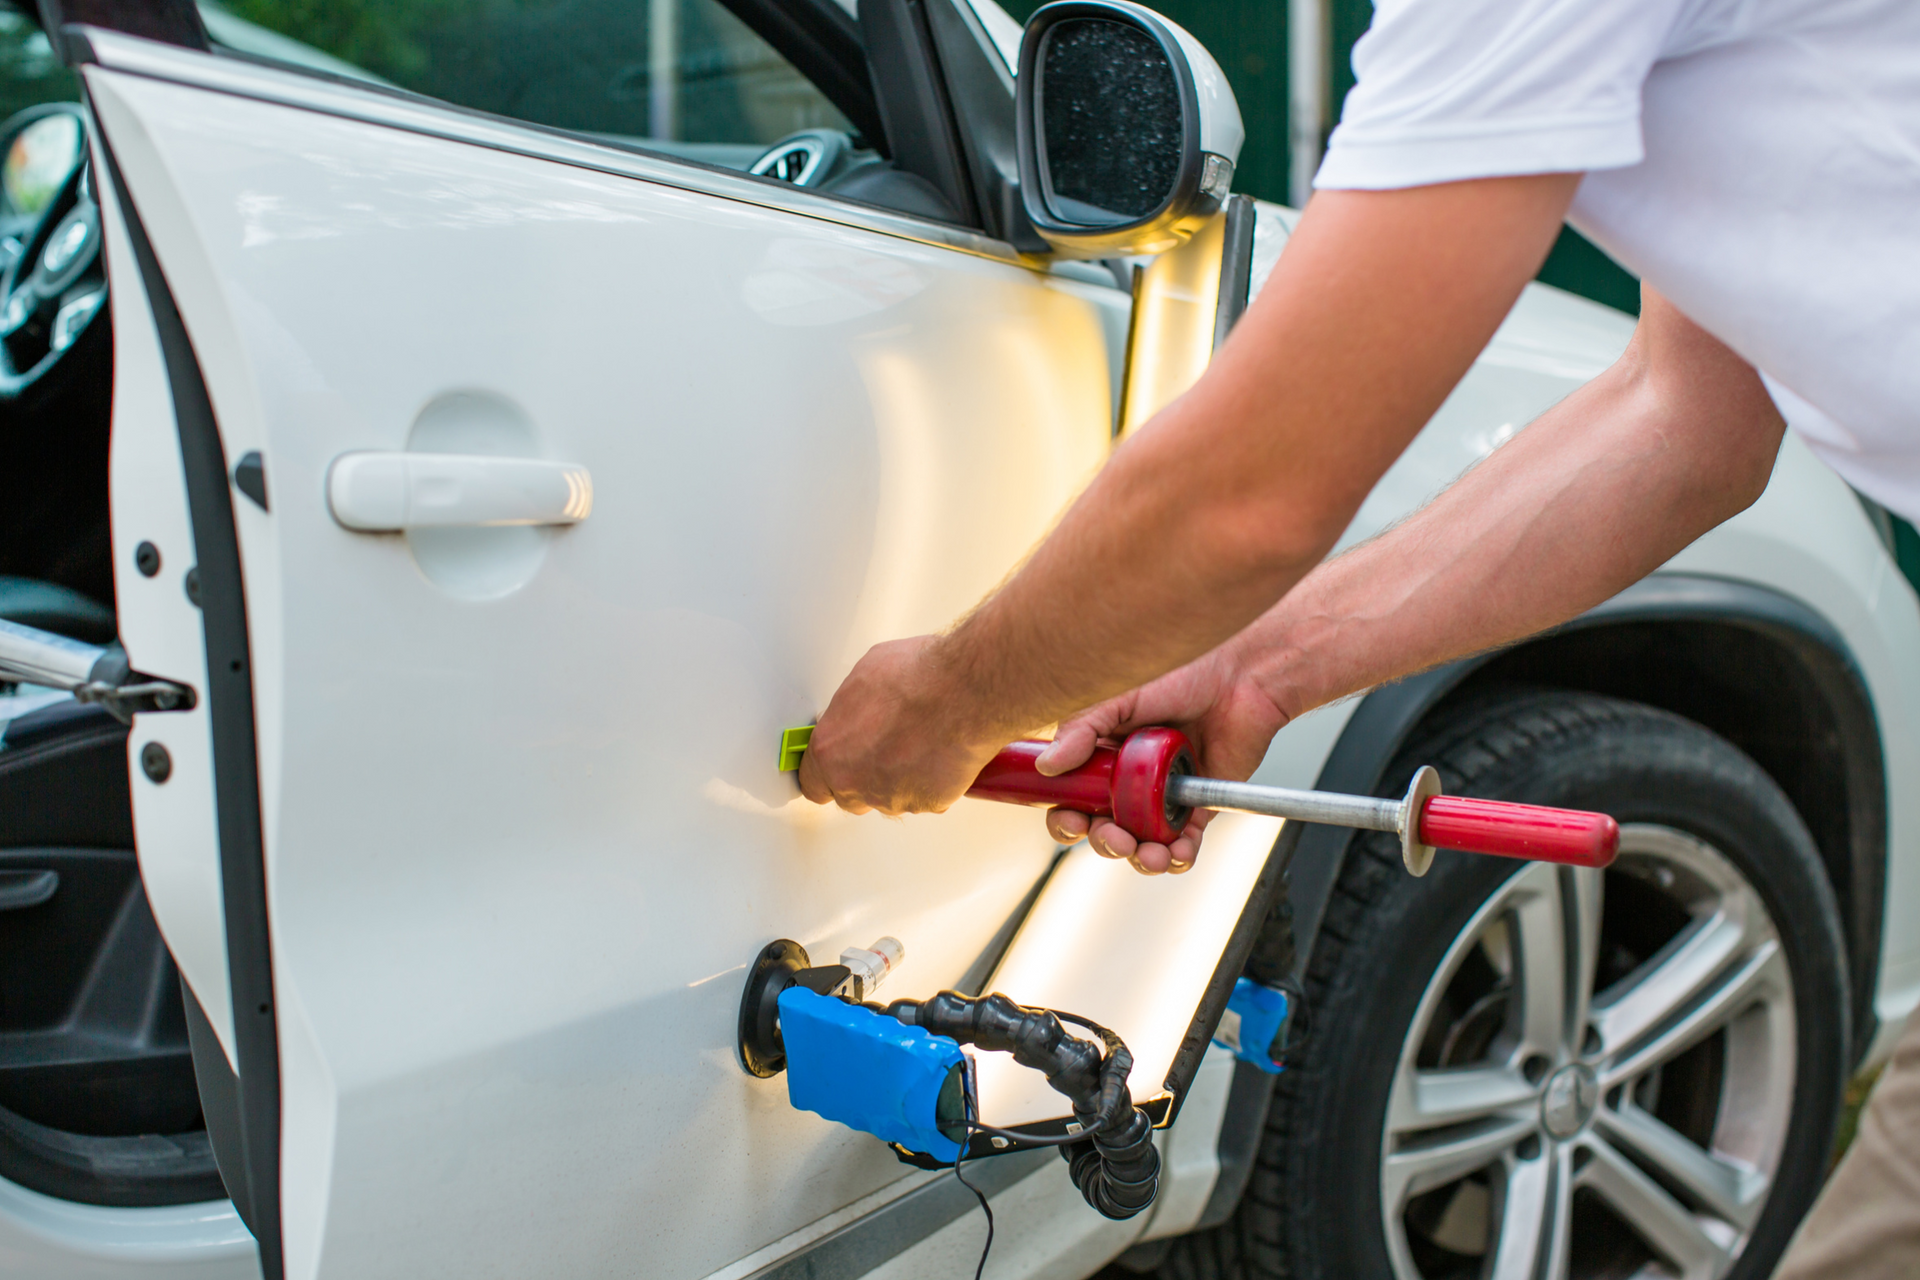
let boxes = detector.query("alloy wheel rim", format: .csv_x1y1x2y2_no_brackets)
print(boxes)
1379,824,1796,1280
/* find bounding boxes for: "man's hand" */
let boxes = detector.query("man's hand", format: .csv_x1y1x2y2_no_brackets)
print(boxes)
1035,642,1288,875
797,635,1004,816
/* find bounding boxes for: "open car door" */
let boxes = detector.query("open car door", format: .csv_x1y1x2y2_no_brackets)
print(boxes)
88,38,1113,1279
78,5,1280,1278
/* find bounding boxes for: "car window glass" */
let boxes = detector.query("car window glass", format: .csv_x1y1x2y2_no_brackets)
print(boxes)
203,0,852,169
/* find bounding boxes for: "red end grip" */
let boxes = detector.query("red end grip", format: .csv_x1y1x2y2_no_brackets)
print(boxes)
966,728,1196,845
1110,728,1195,845
1417,796,1620,868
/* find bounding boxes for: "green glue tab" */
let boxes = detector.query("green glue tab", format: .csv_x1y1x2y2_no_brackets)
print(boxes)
778,725,814,772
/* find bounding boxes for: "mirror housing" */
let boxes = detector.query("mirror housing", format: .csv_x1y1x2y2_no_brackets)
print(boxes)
1015,0,1243,258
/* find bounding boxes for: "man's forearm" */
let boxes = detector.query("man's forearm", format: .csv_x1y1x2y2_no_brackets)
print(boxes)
1236,289,1788,720
923,178,1581,748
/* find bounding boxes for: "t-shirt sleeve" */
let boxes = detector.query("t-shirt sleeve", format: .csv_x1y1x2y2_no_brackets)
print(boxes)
1315,0,1689,190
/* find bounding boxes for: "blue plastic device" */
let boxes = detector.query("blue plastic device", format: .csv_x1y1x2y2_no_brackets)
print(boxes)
779,986,968,1161
1211,977,1291,1074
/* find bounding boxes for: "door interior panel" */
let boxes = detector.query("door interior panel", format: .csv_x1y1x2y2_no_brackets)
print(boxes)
0,700,223,1206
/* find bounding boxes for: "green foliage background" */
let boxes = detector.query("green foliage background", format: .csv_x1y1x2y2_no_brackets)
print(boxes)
215,0,829,144
220,0,458,81
0,9,77,121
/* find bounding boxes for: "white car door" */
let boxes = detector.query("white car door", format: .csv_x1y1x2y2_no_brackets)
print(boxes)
80,14,1131,1279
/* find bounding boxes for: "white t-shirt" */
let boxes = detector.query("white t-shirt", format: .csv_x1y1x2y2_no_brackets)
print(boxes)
1316,0,1920,523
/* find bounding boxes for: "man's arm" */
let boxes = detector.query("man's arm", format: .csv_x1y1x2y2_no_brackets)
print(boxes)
1241,286,1786,719
799,176,1582,817
1049,286,1788,870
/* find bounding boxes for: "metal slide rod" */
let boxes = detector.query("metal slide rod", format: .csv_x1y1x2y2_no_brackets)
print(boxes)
1167,774,1400,833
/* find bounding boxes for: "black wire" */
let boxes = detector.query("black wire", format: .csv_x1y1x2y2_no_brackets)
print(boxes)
952,1005,1128,1152
965,1119,1091,1147
941,1001,1138,1276
1049,1009,1121,1042
953,1087,994,1280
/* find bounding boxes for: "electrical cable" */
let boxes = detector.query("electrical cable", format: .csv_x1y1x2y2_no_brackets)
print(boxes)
952,1084,994,1280
965,1120,1098,1147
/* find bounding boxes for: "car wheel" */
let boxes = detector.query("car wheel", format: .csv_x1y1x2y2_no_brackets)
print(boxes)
1158,691,1849,1280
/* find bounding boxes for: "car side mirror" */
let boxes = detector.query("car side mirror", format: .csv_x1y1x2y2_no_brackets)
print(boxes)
1015,0,1243,258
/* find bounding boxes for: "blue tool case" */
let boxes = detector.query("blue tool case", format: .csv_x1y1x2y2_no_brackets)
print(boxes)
778,986,969,1161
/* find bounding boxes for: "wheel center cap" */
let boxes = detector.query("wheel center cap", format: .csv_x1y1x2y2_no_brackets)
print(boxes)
1540,1064,1599,1138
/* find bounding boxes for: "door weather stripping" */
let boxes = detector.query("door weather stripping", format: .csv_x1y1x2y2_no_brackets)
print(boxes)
327,452,593,531
0,618,195,722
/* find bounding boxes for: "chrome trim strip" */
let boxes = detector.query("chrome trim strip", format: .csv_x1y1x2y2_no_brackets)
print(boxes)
73,27,1036,266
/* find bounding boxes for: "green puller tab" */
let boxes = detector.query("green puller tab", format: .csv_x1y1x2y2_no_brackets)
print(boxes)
778,725,814,772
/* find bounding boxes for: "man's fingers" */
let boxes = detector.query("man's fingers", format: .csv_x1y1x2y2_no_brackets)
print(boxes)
1089,819,1137,861
1131,841,1174,874
1120,828,1202,874
1047,807,1092,843
1036,720,1103,776
1069,809,1213,873
797,753,832,805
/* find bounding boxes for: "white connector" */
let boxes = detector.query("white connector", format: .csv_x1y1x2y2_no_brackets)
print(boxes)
840,937,905,1001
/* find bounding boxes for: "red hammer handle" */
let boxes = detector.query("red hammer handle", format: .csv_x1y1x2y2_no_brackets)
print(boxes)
966,729,1194,844
1419,796,1619,868
967,739,1116,813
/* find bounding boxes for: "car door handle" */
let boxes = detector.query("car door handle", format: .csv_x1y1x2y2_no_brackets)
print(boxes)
0,869,58,911
327,452,593,531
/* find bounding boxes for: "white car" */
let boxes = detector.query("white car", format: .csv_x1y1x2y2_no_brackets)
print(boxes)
0,1,1913,1279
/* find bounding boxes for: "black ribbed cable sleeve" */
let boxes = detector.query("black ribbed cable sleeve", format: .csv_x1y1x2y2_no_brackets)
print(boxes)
886,990,1160,1220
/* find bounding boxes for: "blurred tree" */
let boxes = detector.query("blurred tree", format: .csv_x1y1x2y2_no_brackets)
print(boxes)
214,0,828,144
0,7,77,121
220,0,459,82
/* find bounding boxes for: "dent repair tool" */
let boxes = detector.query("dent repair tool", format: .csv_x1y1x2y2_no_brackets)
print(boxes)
779,724,1619,875
738,937,1161,1220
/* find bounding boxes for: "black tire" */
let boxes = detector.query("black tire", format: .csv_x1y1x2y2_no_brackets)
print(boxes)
1158,691,1850,1280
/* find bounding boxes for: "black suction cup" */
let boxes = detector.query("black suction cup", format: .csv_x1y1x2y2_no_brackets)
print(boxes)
739,939,808,1077
738,939,858,1077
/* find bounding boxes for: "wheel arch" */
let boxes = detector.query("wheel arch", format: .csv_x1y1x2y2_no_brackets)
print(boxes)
1192,572,1881,1232
1190,572,1887,1233
1287,572,1886,1066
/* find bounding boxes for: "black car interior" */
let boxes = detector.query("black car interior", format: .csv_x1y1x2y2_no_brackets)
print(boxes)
0,705,225,1207
738,0,1038,244
0,0,225,1211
